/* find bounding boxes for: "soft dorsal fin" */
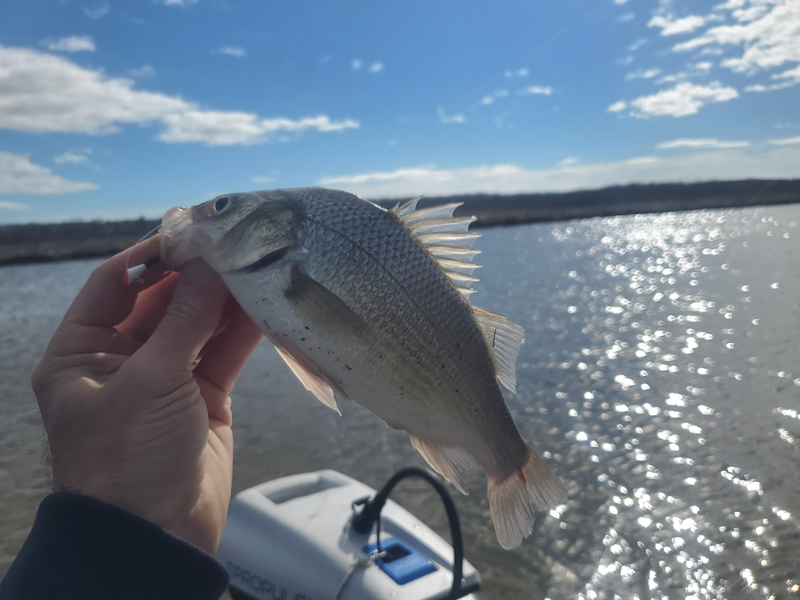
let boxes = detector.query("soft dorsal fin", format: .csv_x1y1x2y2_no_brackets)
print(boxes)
273,345,341,415
391,199,481,302
471,306,525,393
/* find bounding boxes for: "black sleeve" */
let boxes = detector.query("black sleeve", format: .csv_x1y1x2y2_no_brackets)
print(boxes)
0,493,230,600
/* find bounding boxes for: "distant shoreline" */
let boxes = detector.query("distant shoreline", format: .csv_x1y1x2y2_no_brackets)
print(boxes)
2,179,798,267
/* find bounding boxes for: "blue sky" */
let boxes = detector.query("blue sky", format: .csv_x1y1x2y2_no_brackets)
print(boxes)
0,0,799,224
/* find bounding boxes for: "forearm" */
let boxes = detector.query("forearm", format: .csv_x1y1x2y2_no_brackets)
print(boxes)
0,493,229,600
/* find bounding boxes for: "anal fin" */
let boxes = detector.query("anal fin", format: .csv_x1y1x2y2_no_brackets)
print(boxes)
408,435,478,495
274,345,341,416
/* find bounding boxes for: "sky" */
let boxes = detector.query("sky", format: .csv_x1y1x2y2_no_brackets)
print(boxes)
0,0,799,224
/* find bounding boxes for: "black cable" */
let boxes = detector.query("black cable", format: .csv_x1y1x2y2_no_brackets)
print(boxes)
351,467,476,600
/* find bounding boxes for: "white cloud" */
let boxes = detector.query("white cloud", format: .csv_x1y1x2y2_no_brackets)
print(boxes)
625,82,738,117
319,146,800,199
625,68,661,80
768,136,800,145
673,1,800,80
614,0,630,4
493,112,514,130
160,0,198,5
368,62,383,73
44,36,96,53
0,152,96,194
656,138,750,149
745,64,798,92
0,200,28,210
649,14,708,36
619,13,635,22
559,157,579,167
505,68,529,78
629,38,648,52
0,46,359,145
83,4,109,19
213,47,246,58
55,149,92,163
159,112,358,145
128,64,156,78
608,100,628,112
437,106,466,124
481,89,514,105
773,64,800,83
653,62,714,84
519,85,552,95
351,59,362,70
0,46,188,134
618,55,635,65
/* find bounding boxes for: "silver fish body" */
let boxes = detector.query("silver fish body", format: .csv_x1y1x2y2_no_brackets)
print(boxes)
161,187,566,548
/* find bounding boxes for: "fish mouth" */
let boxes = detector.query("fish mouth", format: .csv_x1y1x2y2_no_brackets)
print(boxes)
161,206,193,238
160,206,209,269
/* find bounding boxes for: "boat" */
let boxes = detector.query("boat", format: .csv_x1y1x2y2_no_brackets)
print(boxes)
218,468,482,600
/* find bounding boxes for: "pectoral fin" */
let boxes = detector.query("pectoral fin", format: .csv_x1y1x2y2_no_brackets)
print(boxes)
285,266,365,333
273,345,341,415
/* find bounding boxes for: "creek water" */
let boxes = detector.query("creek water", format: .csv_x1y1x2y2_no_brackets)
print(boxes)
1,204,799,599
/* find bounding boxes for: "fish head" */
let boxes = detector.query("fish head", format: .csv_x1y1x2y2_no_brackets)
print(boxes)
160,191,301,272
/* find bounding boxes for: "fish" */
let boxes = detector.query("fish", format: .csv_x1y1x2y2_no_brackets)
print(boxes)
160,187,567,549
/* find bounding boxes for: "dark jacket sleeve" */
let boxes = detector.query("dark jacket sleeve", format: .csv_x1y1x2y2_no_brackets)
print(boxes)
0,493,230,600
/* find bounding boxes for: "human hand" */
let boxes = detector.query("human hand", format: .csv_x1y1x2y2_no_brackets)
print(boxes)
32,236,263,554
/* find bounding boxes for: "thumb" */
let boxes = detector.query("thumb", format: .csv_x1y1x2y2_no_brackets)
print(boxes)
135,259,229,381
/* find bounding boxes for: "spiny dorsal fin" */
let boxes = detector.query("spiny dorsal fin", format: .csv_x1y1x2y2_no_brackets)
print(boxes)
408,216,476,236
391,200,482,302
471,306,525,393
392,196,423,218
427,246,481,262
402,202,466,225
408,434,478,495
436,259,480,276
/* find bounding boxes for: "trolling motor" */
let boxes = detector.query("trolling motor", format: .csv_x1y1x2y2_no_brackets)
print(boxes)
217,469,482,600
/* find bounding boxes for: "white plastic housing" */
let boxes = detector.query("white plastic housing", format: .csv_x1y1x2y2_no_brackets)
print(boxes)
217,470,481,600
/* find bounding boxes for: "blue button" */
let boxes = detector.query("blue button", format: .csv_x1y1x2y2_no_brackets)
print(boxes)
363,538,437,585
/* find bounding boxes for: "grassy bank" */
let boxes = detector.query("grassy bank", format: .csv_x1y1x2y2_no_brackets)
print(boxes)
2,179,798,266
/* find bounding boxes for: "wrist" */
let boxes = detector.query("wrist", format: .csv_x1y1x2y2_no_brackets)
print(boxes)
0,493,230,599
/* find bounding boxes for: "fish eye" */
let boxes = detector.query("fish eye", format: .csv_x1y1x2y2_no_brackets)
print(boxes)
213,196,230,213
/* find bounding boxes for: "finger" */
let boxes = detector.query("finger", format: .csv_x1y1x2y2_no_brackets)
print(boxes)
195,304,263,414
49,325,144,358
134,259,230,380
117,272,180,342
199,294,243,357
63,236,166,329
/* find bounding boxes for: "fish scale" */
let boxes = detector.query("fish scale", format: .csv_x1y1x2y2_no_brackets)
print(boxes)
303,208,489,424
160,187,567,549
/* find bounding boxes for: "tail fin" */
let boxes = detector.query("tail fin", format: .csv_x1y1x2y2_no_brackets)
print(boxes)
487,446,567,549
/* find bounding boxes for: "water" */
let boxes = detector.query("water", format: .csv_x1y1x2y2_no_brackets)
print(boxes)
1,205,799,599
